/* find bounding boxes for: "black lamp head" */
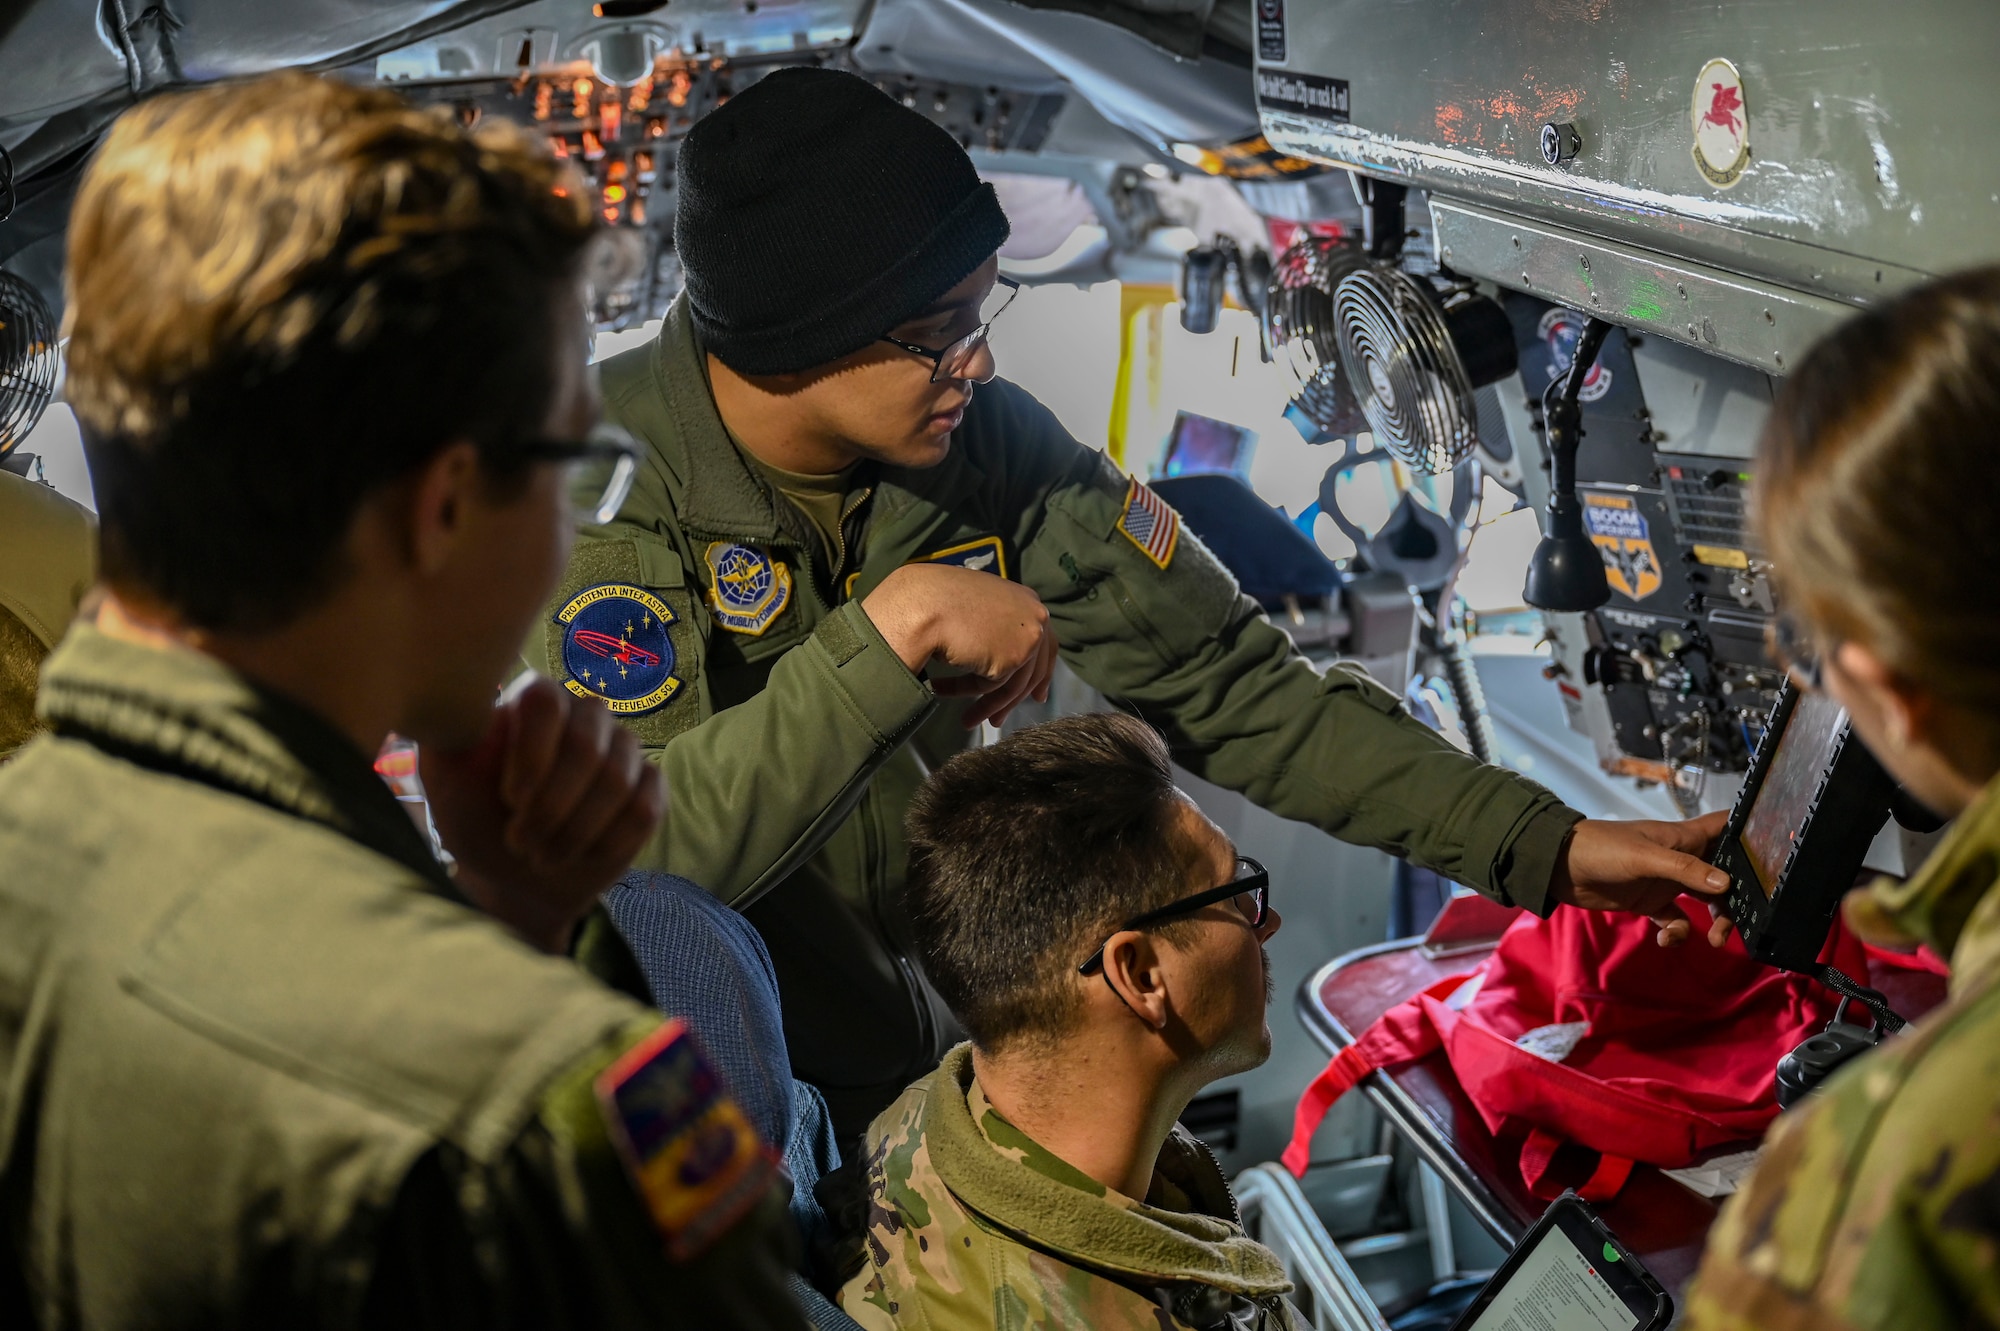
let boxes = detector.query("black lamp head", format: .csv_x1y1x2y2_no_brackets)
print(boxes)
1523,500,1612,611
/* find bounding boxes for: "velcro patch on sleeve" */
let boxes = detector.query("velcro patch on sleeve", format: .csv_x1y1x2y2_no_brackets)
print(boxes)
912,534,1008,579
1116,477,1180,570
546,537,704,747
594,1020,777,1259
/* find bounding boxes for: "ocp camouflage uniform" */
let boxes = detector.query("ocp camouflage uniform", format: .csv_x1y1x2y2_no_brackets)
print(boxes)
1684,775,2000,1330
837,1045,1299,1331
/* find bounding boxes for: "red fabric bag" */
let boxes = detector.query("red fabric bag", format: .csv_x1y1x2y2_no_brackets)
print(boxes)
1283,901,1868,1200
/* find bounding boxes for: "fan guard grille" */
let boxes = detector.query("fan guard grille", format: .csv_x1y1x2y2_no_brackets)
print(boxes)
1263,236,1371,436
1331,266,1480,475
0,272,59,460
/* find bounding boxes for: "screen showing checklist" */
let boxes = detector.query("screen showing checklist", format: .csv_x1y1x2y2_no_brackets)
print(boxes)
1466,1223,1644,1331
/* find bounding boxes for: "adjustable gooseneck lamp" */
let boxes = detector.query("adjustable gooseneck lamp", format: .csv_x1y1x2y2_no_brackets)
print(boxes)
1523,316,1614,611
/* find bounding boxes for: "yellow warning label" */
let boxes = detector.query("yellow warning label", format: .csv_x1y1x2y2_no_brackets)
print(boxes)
1692,544,1749,569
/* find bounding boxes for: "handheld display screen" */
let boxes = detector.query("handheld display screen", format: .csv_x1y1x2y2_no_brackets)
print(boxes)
1738,689,1850,898
1451,1195,1670,1331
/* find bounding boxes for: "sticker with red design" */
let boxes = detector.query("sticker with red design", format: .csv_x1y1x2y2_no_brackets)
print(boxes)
1691,57,1749,188
1538,308,1612,404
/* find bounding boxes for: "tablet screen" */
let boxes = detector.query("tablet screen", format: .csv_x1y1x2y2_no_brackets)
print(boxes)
1740,689,1850,898
1464,1211,1652,1331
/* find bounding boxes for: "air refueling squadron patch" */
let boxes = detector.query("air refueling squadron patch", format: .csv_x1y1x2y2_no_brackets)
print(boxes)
914,535,1008,578
595,1020,777,1260
704,542,792,635
1117,477,1180,570
556,583,684,714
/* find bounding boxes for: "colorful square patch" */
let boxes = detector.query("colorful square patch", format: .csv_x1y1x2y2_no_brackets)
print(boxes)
595,1021,777,1260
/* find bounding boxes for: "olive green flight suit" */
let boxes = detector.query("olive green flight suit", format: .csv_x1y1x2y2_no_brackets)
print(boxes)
1683,776,2000,1331
548,295,1579,1134
838,1045,1302,1331
0,470,94,758
0,625,803,1331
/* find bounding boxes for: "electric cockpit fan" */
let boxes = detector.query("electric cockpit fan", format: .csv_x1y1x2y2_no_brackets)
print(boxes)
1262,234,1372,437
1330,265,1517,476
0,272,59,463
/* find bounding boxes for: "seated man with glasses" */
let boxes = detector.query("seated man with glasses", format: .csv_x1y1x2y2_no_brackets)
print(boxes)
834,713,1301,1331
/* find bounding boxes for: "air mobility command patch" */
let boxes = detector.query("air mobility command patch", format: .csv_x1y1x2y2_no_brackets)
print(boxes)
914,534,1008,578
1117,477,1180,570
555,583,684,715
595,1020,778,1260
703,541,792,635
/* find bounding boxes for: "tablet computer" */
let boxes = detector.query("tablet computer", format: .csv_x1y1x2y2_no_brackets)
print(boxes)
1448,1193,1672,1331
1711,676,1895,972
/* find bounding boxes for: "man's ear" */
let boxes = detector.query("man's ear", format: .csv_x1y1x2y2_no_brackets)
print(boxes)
405,440,485,577
1100,931,1172,1031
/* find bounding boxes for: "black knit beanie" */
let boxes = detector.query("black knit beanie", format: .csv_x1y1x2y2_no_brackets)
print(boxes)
674,66,1011,375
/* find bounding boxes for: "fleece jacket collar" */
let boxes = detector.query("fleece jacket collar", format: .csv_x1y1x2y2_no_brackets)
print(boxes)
36,622,450,893
921,1044,1292,1297
647,294,790,542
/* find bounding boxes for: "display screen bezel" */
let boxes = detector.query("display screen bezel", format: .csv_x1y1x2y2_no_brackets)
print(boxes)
1447,1193,1672,1331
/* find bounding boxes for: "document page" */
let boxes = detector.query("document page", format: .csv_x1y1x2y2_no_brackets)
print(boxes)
1467,1225,1642,1331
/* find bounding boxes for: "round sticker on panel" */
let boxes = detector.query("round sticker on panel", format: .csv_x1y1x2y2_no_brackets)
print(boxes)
704,542,792,635
1538,308,1613,402
557,583,683,714
1691,57,1749,188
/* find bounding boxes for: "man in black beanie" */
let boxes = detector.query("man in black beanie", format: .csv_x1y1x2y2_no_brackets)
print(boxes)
542,65,1737,1140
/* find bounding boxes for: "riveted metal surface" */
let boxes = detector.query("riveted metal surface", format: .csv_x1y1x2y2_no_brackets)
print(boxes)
1257,0,2000,306
1431,199,1856,374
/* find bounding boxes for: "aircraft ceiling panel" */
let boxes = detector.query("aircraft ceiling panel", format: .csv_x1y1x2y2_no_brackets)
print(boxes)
856,0,1257,150
362,0,871,80
0,1,543,136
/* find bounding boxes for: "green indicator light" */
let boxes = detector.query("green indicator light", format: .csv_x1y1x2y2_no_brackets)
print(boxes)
1602,1241,1621,1263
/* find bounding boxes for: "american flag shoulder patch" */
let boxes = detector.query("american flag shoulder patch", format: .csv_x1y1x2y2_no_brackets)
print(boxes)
1116,477,1180,570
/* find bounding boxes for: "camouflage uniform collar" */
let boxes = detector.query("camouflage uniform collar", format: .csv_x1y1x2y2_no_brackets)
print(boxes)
923,1044,1292,1297
36,622,451,893
649,294,793,543
1856,776,2000,995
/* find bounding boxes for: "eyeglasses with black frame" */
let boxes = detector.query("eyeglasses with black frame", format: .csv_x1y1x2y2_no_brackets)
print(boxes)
509,422,641,527
1078,855,1271,976
877,274,1022,384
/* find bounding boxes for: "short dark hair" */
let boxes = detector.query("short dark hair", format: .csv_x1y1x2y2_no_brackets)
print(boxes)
1756,265,2000,774
64,72,597,632
905,713,1206,1052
